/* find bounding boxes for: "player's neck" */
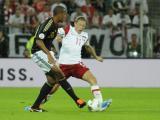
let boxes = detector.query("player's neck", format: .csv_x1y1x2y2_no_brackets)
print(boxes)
75,28,81,34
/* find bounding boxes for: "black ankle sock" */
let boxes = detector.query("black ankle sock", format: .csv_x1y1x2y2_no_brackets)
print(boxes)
59,80,79,102
32,82,53,108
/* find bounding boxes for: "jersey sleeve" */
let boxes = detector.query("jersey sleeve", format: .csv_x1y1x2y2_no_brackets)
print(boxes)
34,19,52,40
58,28,65,38
57,24,70,38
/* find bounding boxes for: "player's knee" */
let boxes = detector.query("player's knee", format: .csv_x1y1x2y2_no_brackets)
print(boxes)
91,80,97,85
57,75,65,81
47,69,65,82
47,79,56,86
54,71,65,81
88,76,97,85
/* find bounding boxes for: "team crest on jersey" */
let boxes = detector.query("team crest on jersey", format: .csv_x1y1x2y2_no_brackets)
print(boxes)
39,33,45,39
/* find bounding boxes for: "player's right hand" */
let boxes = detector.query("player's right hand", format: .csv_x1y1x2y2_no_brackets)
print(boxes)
47,54,65,79
96,56,103,62
51,64,66,80
55,35,63,43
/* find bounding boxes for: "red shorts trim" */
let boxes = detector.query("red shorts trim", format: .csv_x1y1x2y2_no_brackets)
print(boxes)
60,62,89,79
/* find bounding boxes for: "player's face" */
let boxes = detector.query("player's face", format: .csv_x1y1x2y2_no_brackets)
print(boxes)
108,9,113,16
131,35,137,44
74,20,86,33
59,11,67,22
132,35,137,41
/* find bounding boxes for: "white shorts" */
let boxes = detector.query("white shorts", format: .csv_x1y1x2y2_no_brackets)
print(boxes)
31,51,56,73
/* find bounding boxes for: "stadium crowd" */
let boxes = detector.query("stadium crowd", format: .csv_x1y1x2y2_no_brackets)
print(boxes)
0,0,149,33
1,0,157,58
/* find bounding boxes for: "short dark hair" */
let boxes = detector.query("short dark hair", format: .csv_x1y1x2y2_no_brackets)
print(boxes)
53,6,66,15
131,33,137,37
74,16,86,22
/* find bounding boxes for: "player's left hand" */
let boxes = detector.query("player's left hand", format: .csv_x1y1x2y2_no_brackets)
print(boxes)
55,35,63,43
96,56,103,62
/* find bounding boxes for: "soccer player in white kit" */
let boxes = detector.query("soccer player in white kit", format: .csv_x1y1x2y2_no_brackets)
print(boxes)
43,16,112,111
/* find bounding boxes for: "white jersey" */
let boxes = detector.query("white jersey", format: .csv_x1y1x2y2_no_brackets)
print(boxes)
58,25,89,64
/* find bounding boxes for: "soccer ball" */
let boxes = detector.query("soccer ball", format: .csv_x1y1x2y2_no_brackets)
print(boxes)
87,99,100,112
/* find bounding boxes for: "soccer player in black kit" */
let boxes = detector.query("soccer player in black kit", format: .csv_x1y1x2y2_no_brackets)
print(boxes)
25,6,86,112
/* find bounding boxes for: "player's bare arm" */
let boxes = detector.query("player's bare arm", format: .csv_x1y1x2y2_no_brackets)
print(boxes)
55,27,66,43
84,43,103,62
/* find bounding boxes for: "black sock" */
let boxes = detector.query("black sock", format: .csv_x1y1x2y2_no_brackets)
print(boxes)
59,80,79,102
32,82,53,108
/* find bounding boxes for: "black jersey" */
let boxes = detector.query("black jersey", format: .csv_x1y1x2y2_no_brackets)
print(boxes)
31,18,58,54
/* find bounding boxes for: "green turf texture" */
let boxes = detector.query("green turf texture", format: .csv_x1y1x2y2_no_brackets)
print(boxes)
0,88,160,120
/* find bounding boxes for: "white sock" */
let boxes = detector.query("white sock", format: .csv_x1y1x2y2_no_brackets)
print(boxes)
91,85,103,103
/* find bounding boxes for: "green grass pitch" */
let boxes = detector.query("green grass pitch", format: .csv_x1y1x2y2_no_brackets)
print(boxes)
0,87,160,120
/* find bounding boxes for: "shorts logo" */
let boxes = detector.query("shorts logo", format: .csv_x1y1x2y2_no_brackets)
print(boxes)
79,62,86,68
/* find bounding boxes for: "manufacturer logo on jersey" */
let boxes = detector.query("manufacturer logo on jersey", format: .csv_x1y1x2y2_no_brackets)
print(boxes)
82,36,87,39
43,19,53,32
